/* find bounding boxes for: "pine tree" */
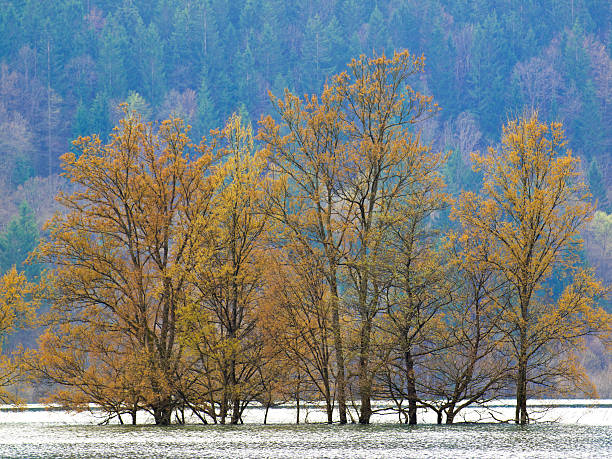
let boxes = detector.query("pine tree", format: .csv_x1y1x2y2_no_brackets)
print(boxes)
196,65,219,136
0,201,40,279
588,158,609,211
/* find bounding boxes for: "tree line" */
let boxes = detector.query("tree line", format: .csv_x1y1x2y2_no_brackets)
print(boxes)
0,52,610,426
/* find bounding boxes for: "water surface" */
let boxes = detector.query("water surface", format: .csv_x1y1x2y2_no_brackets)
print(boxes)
0,404,610,458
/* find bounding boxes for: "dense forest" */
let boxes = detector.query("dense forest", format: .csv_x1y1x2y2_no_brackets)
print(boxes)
0,0,610,424
0,1,611,182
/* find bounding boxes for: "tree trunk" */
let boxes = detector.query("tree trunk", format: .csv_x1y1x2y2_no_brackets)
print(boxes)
330,276,347,424
405,347,418,425
515,299,529,425
231,398,241,424
153,400,172,425
220,387,228,425
322,360,333,424
296,371,301,425
515,347,528,424
264,401,270,425
358,318,372,424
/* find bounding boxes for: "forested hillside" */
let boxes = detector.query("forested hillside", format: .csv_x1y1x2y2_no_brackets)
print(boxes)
0,1,610,180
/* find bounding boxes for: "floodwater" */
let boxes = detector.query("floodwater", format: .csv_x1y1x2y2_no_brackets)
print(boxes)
0,401,611,458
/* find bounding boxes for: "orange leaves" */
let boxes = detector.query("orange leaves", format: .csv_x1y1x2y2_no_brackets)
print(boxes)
172,114,275,422
0,267,40,402
260,49,450,424
26,108,233,422
457,112,593,289
454,112,609,417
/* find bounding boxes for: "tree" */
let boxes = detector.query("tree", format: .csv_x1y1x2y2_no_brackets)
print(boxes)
178,114,272,424
158,89,198,126
0,201,40,280
588,211,612,289
262,244,337,424
333,51,440,424
0,108,35,187
301,15,334,91
417,230,512,424
380,244,452,425
259,82,352,424
124,91,152,120
454,112,610,424
196,65,219,138
588,158,609,212
135,22,165,105
26,108,221,424
0,267,38,402
97,15,128,97
260,50,440,424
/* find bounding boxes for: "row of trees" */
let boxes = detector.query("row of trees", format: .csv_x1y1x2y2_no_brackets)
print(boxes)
2,52,609,425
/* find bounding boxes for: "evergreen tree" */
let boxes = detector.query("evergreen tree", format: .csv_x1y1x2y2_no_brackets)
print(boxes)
136,22,166,105
366,3,386,53
196,65,219,136
588,158,609,212
168,2,206,89
89,92,112,138
236,41,256,112
0,201,40,280
98,15,129,97
72,100,91,138
258,21,281,83
302,14,331,90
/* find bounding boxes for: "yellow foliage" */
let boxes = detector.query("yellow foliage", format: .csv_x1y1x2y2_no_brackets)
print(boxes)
454,112,610,424
26,108,223,424
0,267,40,403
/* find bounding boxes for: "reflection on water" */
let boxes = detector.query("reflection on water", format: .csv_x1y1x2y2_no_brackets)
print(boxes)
0,404,611,458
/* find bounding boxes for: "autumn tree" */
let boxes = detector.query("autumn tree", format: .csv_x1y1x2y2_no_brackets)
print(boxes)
0,267,38,402
374,135,450,425
25,108,221,425
416,231,512,424
454,112,611,424
334,52,441,424
260,50,440,424
380,244,453,425
261,244,337,423
259,81,352,424
178,114,272,424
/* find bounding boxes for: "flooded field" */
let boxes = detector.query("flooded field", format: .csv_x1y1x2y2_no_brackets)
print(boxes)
0,401,610,458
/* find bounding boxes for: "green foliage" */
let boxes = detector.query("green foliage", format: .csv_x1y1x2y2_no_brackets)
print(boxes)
196,66,219,137
588,159,609,212
0,0,609,186
125,91,152,120
0,202,40,280
11,155,34,186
